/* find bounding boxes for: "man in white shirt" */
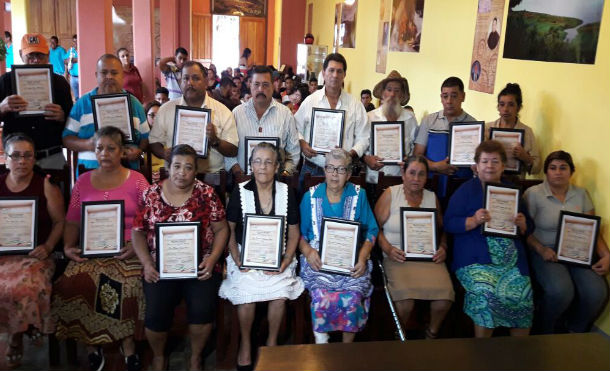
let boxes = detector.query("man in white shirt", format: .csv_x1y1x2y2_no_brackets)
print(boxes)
227,65,300,176
295,53,370,182
363,70,418,184
149,61,238,173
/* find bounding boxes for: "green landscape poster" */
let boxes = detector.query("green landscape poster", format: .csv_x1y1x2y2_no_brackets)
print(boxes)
503,0,604,64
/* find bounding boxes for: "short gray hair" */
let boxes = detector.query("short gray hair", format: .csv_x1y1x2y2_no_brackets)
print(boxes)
324,148,352,170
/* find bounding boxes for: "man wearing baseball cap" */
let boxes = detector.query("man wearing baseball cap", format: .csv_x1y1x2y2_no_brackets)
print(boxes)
0,33,73,169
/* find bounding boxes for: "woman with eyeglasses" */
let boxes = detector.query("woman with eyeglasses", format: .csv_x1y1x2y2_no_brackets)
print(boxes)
0,133,65,369
218,142,303,371
299,148,378,344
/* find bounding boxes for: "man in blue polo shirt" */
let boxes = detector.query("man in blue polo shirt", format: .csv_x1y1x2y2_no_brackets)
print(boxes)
62,54,149,172
49,35,67,76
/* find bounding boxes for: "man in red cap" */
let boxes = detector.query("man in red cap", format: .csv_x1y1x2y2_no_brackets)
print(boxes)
0,33,72,169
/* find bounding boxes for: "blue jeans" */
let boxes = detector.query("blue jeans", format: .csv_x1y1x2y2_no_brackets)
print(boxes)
69,75,79,100
529,250,608,333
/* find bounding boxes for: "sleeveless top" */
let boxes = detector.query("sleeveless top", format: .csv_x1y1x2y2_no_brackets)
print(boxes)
383,185,436,255
0,172,52,244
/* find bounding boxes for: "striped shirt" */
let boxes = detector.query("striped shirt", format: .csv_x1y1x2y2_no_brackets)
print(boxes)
163,67,182,100
294,86,370,168
226,99,300,174
62,88,149,170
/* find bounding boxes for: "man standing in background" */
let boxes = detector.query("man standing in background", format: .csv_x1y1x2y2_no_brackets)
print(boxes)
49,36,66,76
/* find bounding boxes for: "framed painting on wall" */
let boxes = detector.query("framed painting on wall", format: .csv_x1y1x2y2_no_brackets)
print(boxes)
212,0,266,17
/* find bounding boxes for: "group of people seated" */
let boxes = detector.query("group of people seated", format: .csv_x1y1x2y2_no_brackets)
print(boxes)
0,35,608,371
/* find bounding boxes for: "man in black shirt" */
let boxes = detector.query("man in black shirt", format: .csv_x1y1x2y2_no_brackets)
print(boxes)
0,33,72,169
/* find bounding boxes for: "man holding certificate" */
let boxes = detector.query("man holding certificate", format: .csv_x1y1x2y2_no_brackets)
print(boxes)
62,54,149,173
226,66,300,177
295,53,370,186
524,151,609,334
0,33,72,170
149,61,238,175
413,77,476,198
362,70,418,184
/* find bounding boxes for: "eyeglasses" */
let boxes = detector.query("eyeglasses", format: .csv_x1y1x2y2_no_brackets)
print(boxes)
325,165,348,174
251,159,275,168
7,152,35,161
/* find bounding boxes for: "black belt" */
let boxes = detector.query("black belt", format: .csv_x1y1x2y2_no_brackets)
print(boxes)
36,146,62,160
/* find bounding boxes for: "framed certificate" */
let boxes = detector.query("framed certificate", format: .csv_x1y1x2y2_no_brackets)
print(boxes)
319,217,360,275
241,214,285,270
0,197,38,255
448,121,484,166
155,222,201,279
555,211,600,267
309,108,345,154
80,201,124,257
244,136,280,175
173,105,211,158
482,183,520,238
11,64,54,116
91,93,136,143
371,121,405,164
400,207,437,260
490,128,525,173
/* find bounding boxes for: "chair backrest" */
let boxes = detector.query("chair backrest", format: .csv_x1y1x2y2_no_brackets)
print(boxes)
519,178,543,192
44,165,72,209
159,167,228,205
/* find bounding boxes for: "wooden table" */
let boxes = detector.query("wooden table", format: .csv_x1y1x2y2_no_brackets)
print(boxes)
255,333,610,370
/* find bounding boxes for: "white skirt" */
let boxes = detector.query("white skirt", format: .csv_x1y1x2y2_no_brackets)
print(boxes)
218,254,304,305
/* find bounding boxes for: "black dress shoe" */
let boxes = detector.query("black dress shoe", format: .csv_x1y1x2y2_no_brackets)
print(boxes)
236,363,254,371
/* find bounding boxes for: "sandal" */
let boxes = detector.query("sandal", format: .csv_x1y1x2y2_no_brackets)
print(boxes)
425,327,438,340
5,336,23,369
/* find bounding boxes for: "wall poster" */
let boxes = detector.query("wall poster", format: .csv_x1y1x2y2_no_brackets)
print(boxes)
503,0,605,64
468,0,506,94
339,1,358,48
376,0,392,73
389,0,425,52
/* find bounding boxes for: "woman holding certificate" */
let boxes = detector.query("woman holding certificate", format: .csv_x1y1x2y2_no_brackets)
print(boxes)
299,148,378,344
374,155,454,339
524,151,609,334
0,134,65,369
444,140,534,338
132,144,229,371
485,83,541,178
53,126,149,371
218,142,303,370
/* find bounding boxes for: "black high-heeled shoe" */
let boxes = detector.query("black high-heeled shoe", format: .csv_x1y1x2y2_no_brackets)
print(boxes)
236,363,254,371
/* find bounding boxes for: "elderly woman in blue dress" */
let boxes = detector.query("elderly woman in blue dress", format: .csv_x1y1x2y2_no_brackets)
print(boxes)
299,148,379,344
444,140,534,338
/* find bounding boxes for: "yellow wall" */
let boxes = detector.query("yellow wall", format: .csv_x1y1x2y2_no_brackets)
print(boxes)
272,0,283,68
309,0,610,333
10,0,28,64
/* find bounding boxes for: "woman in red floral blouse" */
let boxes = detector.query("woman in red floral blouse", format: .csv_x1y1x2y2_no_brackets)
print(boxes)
132,144,229,371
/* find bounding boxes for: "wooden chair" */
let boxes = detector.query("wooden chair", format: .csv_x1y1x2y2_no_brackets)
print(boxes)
519,178,543,192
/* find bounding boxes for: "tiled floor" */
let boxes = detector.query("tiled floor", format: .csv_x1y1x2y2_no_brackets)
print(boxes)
0,333,230,371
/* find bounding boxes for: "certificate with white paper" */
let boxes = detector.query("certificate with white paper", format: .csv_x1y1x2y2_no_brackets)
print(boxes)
0,197,38,254
449,122,484,166
483,184,520,238
173,106,210,158
555,211,600,267
156,222,201,279
371,121,404,164
241,214,285,270
80,201,124,257
400,207,437,260
309,108,345,154
490,128,525,173
12,64,53,116
244,137,280,175
91,93,135,142
319,217,360,275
